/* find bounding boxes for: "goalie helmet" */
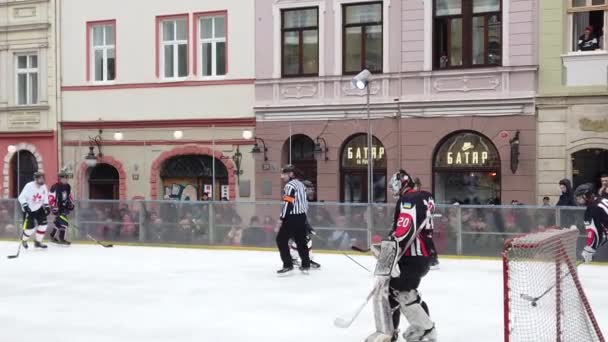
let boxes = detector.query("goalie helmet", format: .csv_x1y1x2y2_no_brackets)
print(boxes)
574,183,595,204
389,169,412,197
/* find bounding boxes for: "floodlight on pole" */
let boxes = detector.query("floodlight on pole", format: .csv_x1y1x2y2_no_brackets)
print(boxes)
352,69,371,90
242,130,253,140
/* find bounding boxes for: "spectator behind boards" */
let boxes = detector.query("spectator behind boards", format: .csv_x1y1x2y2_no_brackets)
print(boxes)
599,172,608,199
557,179,575,207
578,26,599,51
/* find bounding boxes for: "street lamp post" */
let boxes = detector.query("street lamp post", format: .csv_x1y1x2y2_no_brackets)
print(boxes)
352,69,373,204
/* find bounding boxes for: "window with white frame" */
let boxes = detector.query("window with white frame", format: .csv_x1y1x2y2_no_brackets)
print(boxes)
161,18,188,78
199,15,227,77
16,54,38,105
91,24,116,82
568,0,607,51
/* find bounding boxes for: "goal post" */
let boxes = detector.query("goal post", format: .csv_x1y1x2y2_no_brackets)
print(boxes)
503,228,605,342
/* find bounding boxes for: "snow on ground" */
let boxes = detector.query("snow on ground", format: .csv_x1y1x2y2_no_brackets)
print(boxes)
0,242,606,342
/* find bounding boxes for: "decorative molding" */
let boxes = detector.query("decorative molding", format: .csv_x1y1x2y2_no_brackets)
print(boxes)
61,118,255,130
13,6,36,18
0,0,48,8
342,82,381,96
0,23,50,33
2,143,45,198
433,76,500,93
280,84,318,99
61,78,254,92
579,118,608,132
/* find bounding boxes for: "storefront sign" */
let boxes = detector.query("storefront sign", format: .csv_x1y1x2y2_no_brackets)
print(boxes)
346,146,385,165
341,134,387,169
435,132,498,169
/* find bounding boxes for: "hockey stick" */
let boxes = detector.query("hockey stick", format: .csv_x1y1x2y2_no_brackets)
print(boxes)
352,245,371,253
310,232,370,273
520,260,584,307
334,280,381,328
6,242,22,259
70,223,114,248
7,218,29,259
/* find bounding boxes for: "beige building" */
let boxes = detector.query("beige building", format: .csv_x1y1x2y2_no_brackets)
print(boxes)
0,0,58,199
59,0,256,201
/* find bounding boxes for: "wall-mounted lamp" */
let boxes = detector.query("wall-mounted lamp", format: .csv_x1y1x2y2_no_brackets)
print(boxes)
232,146,243,184
85,129,103,168
510,130,520,174
132,163,140,181
251,137,269,161
314,137,329,161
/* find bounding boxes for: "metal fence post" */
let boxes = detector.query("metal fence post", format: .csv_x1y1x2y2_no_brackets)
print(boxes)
456,206,463,255
367,204,373,247
556,207,561,228
209,201,215,245
138,201,146,242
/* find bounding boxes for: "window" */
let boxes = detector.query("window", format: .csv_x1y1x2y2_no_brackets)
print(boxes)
199,14,227,77
16,54,38,105
160,18,188,79
281,7,319,77
91,24,115,82
568,0,607,52
342,2,383,74
434,0,502,69
340,134,387,203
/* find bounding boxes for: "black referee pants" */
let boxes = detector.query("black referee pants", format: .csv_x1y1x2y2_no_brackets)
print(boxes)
276,214,311,268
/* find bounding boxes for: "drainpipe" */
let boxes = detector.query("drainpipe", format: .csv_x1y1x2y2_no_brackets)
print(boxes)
396,99,402,167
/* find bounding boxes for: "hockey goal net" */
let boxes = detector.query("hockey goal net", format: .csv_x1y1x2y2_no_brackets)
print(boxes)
503,228,605,342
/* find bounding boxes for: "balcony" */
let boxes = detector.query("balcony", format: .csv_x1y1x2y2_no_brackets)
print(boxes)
562,50,608,87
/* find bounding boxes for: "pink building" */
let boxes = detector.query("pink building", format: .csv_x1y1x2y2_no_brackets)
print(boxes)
253,0,538,205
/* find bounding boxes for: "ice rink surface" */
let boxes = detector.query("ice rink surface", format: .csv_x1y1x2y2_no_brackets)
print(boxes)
0,242,606,342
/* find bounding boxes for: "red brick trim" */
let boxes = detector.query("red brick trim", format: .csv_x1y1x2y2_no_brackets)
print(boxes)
149,144,236,200
78,155,127,200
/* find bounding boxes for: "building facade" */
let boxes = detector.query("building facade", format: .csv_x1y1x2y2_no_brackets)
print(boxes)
0,0,58,198
254,0,538,205
537,0,608,204
59,0,256,201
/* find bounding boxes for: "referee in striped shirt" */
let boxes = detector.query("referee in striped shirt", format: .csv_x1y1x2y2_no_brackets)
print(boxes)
276,164,311,274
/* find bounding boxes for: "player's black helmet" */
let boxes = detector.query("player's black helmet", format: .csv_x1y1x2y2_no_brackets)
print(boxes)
33,171,45,179
58,170,69,179
574,183,595,199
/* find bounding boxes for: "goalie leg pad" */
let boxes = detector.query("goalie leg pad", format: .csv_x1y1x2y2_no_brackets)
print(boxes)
369,277,394,337
365,332,393,342
398,290,435,341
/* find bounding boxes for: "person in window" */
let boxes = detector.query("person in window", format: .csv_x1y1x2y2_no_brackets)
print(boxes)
578,26,599,51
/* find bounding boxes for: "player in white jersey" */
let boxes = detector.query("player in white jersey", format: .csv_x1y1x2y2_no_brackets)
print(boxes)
18,171,51,249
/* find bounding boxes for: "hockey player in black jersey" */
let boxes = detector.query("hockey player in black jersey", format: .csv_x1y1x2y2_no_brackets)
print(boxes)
366,170,436,342
574,183,608,262
49,171,75,245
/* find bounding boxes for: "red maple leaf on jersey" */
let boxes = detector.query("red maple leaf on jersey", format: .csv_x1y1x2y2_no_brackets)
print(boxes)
33,193,42,203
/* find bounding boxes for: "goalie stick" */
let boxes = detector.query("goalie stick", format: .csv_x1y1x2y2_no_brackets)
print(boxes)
334,280,381,328
70,223,114,248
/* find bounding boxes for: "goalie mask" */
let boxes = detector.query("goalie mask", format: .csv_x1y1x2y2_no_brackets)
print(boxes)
390,169,412,198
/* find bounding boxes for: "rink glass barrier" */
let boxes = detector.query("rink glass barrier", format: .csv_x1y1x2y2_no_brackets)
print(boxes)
0,200,602,261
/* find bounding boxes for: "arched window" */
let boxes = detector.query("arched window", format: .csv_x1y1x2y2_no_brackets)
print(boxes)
10,150,38,198
433,131,501,204
89,163,119,200
340,133,387,203
160,154,228,201
572,149,608,190
283,135,318,201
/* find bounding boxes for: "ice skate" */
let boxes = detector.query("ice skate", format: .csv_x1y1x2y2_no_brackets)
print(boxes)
299,266,310,274
34,241,48,249
310,260,321,269
403,325,436,342
21,241,29,249
276,266,294,275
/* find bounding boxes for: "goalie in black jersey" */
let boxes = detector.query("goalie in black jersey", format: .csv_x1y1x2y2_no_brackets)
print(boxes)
574,183,608,262
49,171,75,245
366,170,436,342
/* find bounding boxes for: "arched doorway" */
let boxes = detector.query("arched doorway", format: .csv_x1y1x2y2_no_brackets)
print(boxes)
283,135,318,201
572,148,608,189
160,154,228,201
10,150,38,198
433,131,501,204
89,164,119,200
340,133,387,203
